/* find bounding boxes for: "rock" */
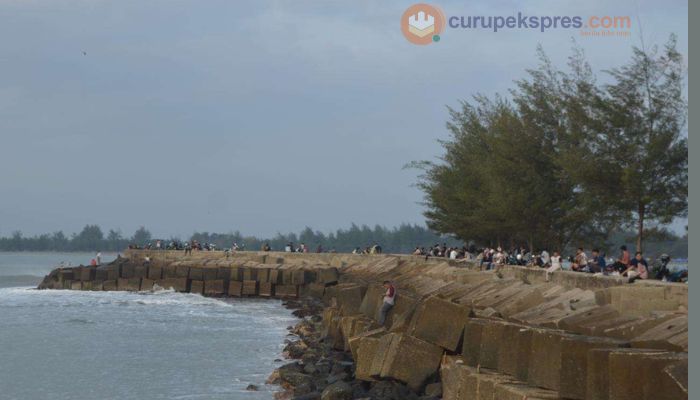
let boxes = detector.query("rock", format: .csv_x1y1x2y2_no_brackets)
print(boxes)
292,393,321,400
424,382,442,397
367,381,419,400
320,381,353,400
246,384,259,391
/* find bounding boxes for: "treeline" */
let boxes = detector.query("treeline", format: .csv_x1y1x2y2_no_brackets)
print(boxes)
0,225,152,252
0,223,461,254
193,223,463,254
412,36,687,254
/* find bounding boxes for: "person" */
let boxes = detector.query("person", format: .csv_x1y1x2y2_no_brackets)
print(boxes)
546,251,562,282
378,280,396,325
612,245,631,273
284,243,293,252
540,250,550,267
624,252,649,282
572,248,588,272
90,258,97,266
590,249,606,273
449,248,458,259
412,246,422,256
95,252,102,266
652,254,672,280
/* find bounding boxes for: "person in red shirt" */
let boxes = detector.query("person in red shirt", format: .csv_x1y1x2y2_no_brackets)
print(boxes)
379,280,396,325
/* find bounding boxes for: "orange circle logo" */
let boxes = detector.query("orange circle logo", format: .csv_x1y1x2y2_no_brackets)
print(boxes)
401,4,446,45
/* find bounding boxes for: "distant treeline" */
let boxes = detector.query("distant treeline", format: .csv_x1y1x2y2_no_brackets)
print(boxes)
0,223,461,254
0,223,687,258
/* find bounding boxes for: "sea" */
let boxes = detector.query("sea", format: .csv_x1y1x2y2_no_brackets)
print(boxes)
0,252,297,400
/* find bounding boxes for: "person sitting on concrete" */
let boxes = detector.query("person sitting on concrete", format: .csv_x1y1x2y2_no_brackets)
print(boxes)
379,280,396,326
611,245,631,273
652,254,672,280
589,249,607,273
571,248,588,272
545,251,562,282
624,252,649,283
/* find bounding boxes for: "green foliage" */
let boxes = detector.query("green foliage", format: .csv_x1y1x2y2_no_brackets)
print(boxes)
412,37,687,252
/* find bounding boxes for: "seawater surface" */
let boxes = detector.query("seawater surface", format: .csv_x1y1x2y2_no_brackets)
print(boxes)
0,253,297,400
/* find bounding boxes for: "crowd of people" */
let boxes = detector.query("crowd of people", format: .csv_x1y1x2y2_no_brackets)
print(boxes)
126,238,685,284
469,245,686,283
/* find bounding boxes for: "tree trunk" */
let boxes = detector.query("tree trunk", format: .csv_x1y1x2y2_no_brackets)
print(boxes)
636,202,645,253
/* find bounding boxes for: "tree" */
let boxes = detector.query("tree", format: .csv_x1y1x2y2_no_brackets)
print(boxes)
73,224,104,251
131,226,152,245
592,35,687,251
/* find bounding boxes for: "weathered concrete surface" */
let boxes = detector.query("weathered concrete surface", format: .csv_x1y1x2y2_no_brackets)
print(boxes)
38,250,688,399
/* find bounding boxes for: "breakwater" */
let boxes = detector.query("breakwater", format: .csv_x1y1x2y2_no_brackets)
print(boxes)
38,250,688,400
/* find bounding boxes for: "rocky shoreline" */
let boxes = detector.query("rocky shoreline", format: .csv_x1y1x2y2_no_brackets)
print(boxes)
273,297,439,400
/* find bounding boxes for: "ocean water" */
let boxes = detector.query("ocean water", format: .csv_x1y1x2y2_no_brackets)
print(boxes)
0,252,297,400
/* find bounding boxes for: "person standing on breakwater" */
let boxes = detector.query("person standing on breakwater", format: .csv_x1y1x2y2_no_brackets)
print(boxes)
378,280,396,326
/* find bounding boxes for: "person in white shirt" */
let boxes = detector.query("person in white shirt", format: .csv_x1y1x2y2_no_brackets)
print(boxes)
449,249,458,259
540,250,550,266
546,251,562,281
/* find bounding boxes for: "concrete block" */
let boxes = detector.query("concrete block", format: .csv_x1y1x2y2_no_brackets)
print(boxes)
369,333,398,378
608,349,687,400
202,267,218,281
80,266,95,281
307,283,325,298
255,268,270,282
118,278,141,291
496,323,532,381
462,319,488,366
155,278,187,292
190,280,204,295
243,268,257,282
228,281,243,297
259,282,274,297
408,295,470,351
559,336,629,400
103,280,118,291
134,265,147,278
81,281,93,291
317,267,339,284
557,305,620,333
527,328,578,391
120,263,135,278
71,281,82,290
106,266,119,280
140,278,155,291
336,285,366,316
492,382,560,400
147,265,163,280
216,266,232,280
440,355,472,400
242,280,258,295
204,280,225,296
630,315,688,351
378,333,444,392
95,268,108,281
269,269,282,284
189,267,204,280
353,336,381,381
161,264,177,278
276,284,298,298
175,265,189,278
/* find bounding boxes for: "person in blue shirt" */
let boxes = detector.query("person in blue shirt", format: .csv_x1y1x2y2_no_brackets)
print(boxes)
590,249,607,273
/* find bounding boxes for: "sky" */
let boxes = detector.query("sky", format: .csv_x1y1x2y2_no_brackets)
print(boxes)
0,0,688,239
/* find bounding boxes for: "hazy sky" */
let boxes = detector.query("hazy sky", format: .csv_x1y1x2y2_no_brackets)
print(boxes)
0,0,688,238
